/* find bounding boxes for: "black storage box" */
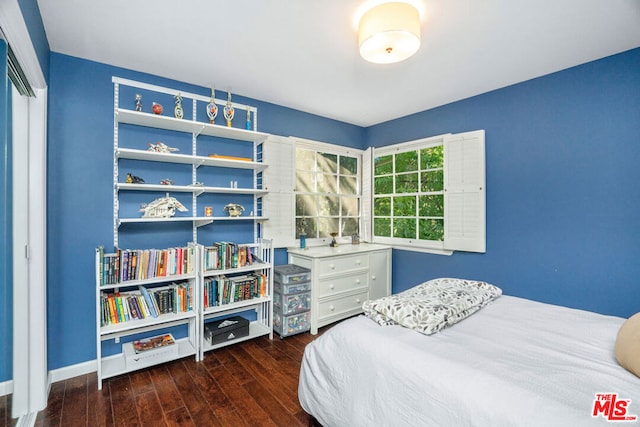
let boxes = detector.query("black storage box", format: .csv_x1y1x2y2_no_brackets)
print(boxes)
205,316,250,345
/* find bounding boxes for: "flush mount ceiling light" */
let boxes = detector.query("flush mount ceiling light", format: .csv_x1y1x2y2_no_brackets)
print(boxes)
358,2,421,64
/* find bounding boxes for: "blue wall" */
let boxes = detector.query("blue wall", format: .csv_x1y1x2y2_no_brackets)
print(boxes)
46,53,364,370
0,41,13,383
367,48,640,318
17,0,49,83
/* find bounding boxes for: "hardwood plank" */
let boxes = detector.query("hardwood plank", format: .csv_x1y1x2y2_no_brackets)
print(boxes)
163,407,196,427
184,359,236,417
135,390,167,427
129,369,155,396
210,367,277,426
109,376,140,427
243,377,306,427
35,378,65,427
148,363,184,414
87,373,114,427
166,360,221,426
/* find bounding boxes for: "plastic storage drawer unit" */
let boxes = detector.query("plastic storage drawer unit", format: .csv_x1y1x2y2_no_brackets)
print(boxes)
275,280,311,295
274,264,311,285
274,311,311,337
273,291,311,315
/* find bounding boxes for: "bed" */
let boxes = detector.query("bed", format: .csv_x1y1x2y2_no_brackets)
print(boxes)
298,278,640,427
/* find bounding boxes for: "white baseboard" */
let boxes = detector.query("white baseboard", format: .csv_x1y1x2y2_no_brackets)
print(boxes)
0,379,13,397
48,360,96,384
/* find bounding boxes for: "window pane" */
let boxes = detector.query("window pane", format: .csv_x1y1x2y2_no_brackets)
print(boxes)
419,195,444,217
317,173,337,193
296,194,316,216
342,218,359,236
394,218,416,239
296,217,317,238
339,156,358,175
374,155,393,175
296,170,315,192
341,196,359,217
374,217,391,237
419,218,444,241
318,217,339,237
393,196,416,217
297,148,315,171
374,197,391,216
318,152,338,173
340,176,358,195
421,170,443,192
395,150,418,173
396,172,418,193
318,195,339,216
374,176,393,194
421,145,443,170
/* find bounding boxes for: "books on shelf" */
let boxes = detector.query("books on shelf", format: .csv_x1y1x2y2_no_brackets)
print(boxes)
203,272,267,308
203,242,262,271
97,245,195,285
100,281,193,326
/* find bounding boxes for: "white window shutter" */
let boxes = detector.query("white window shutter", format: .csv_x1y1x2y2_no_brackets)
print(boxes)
444,130,486,253
261,135,296,248
361,147,373,242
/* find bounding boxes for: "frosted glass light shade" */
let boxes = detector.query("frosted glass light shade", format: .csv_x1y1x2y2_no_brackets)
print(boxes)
359,2,421,64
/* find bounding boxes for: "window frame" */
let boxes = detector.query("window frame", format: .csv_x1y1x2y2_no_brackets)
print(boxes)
293,138,363,245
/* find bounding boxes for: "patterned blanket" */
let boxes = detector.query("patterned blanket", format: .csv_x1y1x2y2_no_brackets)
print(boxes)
362,277,502,335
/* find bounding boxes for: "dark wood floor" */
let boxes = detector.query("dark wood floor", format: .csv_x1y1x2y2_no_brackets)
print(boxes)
1,328,328,427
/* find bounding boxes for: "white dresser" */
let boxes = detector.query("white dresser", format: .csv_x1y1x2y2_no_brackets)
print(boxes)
288,243,392,334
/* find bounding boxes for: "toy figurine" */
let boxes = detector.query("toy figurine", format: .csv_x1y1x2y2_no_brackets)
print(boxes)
126,172,145,184
139,194,188,218
246,109,251,130
223,203,245,217
329,232,338,247
135,94,142,112
160,178,174,185
148,142,179,153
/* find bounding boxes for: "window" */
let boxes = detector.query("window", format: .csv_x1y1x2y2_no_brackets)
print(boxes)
364,130,485,254
261,136,362,247
295,144,360,240
373,143,445,242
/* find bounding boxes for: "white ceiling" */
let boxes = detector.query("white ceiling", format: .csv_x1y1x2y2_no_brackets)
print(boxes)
37,0,640,127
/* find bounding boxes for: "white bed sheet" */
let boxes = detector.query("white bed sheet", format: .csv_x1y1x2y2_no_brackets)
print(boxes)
298,296,640,427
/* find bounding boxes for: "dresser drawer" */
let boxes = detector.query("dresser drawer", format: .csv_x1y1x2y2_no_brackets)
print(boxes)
317,290,368,319
318,254,369,277
317,272,368,298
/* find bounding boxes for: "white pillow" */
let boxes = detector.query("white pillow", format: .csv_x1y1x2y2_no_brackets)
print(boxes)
615,312,640,378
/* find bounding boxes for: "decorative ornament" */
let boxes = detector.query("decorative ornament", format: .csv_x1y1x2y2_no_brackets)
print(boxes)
206,86,218,124
139,193,188,218
223,90,234,127
246,108,251,130
223,203,245,217
160,178,174,185
148,142,179,153
135,94,142,112
126,172,145,184
174,93,184,119
329,232,338,247
152,102,163,115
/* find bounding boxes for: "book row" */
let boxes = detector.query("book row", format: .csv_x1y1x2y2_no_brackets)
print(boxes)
203,273,267,308
98,246,196,285
203,242,261,271
100,282,193,326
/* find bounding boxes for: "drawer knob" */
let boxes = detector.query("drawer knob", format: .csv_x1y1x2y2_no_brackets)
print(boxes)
355,279,361,284
355,298,361,304
372,275,376,280
329,305,335,311
329,284,335,289
329,264,335,270
356,260,361,265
